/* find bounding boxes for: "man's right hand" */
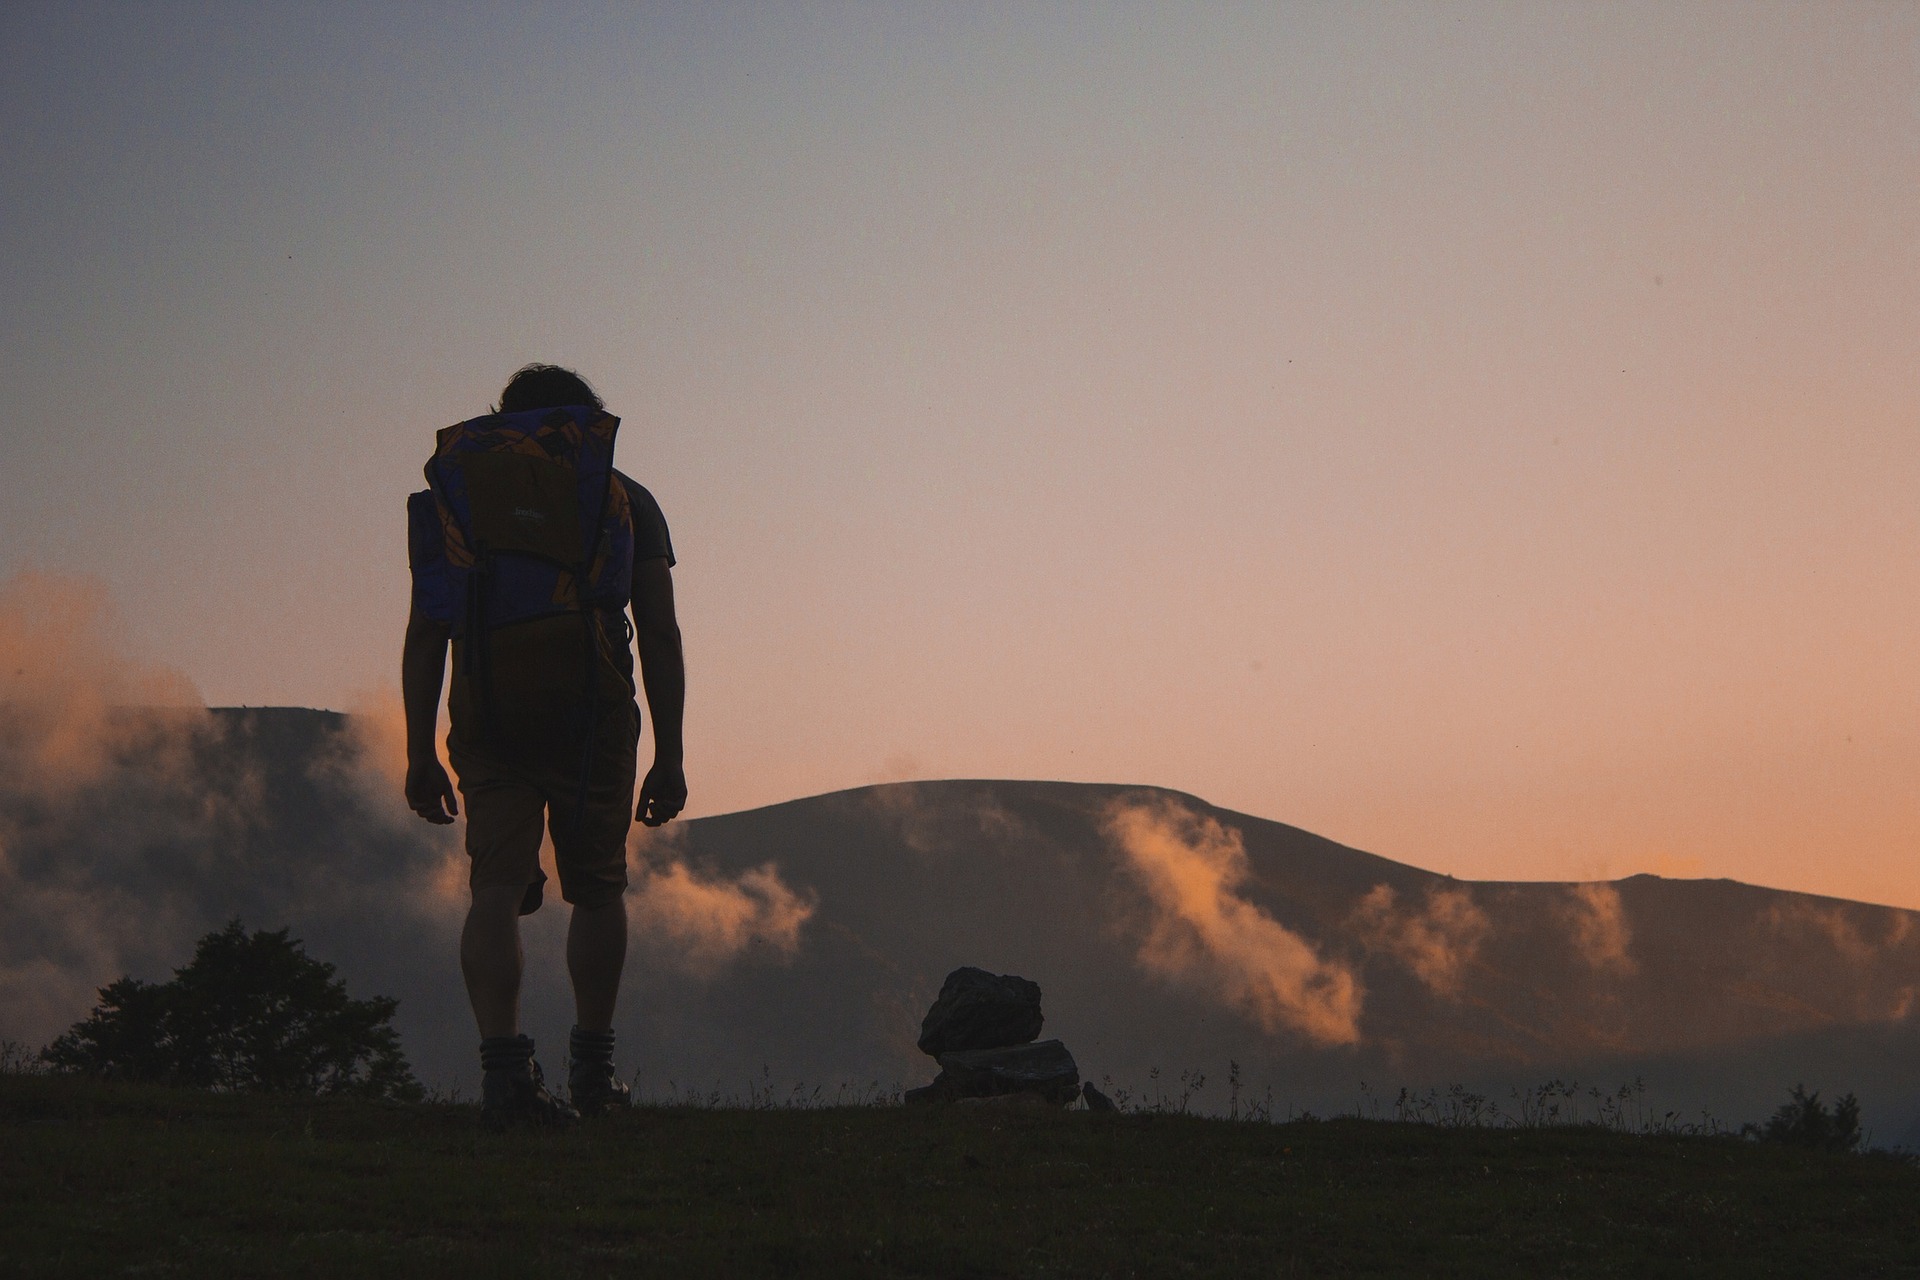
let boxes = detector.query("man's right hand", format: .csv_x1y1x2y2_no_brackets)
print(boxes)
406,756,459,824
637,759,687,827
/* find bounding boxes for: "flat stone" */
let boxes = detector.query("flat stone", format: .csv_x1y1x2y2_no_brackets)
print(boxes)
934,1039,1080,1105
903,1078,953,1106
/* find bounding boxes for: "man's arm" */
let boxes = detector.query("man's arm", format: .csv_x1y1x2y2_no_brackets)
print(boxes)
630,556,687,826
401,607,459,824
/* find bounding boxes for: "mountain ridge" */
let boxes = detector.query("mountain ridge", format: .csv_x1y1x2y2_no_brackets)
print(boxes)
6,706,1917,1139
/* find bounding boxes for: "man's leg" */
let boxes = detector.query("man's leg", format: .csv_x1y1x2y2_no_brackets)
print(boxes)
567,898,628,1031
564,897,629,1115
451,752,577,1128
461,884,527,1038
552,714,638,1114
452,753,546,1041
466,887,578,1129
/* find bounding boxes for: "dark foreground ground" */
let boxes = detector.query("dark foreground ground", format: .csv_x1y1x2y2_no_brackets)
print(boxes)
3,1076,1918,1278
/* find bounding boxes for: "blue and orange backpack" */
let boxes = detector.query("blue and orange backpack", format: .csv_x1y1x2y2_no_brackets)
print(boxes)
408,405,636,769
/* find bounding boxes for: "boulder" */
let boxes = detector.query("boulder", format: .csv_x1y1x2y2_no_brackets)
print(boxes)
916,966,1044,1056
933,1039,1080,1105
903,1077,953,1106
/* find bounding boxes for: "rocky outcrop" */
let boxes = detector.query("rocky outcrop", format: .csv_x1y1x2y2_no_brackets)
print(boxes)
906,967,1082,1107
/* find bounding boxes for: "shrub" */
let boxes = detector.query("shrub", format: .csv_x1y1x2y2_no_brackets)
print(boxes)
1751,1084,1862,1153
0,1040,46,1075
42,920,420,1101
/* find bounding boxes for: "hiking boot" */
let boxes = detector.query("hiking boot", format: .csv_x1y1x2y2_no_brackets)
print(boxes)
479,1035,579,1131
569,1062,632,1116
568,1026,631,1116
481,1059,579,1131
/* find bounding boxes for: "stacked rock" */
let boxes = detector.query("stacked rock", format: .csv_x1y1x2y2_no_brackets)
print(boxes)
904,966,1082,1106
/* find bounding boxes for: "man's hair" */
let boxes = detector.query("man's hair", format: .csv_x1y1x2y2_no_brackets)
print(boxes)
495,363,605,414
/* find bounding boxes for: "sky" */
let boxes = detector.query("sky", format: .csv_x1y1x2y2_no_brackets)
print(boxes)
2,2,1916,907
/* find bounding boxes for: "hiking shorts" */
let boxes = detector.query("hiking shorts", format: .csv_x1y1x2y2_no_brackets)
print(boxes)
447,703,639,912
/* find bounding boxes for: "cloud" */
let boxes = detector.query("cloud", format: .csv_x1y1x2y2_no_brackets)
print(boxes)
0,573,467,1072
1752,903,1920,1024
1102,796,1362,1046
628,828,816,978
861,780,1032,857
1562,883,1636,976
1762,901,1912,968
0,570,203,788
316,685,467,906
0,572,226,1046
1351,883,1491,999
0,570,822,1087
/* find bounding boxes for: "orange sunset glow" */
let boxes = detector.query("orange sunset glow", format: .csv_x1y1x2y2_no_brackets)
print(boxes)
2,3,1914,912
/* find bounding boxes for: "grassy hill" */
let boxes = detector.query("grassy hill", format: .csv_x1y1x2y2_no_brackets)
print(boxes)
5,1075,1918,1277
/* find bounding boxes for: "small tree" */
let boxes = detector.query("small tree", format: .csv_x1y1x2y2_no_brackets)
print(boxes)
1753,1084,1863,1152
43,921,420,1101
41,976,176,1081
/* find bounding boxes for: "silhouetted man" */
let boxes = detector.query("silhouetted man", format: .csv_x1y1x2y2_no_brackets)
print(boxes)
402,364,686,1127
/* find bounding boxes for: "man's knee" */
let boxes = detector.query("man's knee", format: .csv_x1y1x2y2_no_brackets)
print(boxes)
468,883,528,919
562,880,628,913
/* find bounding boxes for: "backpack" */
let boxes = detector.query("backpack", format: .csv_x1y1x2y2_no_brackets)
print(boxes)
408,405,636,769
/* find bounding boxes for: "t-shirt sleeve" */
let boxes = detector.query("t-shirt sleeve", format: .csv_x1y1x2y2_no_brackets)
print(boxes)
617,472,676,568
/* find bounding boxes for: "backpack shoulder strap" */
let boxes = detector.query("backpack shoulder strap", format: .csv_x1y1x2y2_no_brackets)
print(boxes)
406,490,462,626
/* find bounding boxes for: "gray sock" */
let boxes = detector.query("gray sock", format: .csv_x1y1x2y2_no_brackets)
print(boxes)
569,1026,616,1072
481,1034,535,1076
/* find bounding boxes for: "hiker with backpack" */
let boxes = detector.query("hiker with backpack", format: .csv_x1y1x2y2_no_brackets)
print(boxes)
401,363,686,1128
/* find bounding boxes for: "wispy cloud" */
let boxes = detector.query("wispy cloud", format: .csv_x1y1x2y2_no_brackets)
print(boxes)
1762,901,1913,968
1351,883,1490,999
0,570,203,786
1562,883,1636,976
0,571,223,1045
0,572,460,1057
628,828,816,977
317,685,467,907
860,780,1032,857
1102,796,1362,1046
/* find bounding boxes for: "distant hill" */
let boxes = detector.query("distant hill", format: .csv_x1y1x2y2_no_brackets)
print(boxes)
6,707,1919,1140
640,776,1920,1141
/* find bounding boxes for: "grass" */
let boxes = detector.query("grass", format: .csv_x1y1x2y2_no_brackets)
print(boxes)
4,1073,1920,1278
